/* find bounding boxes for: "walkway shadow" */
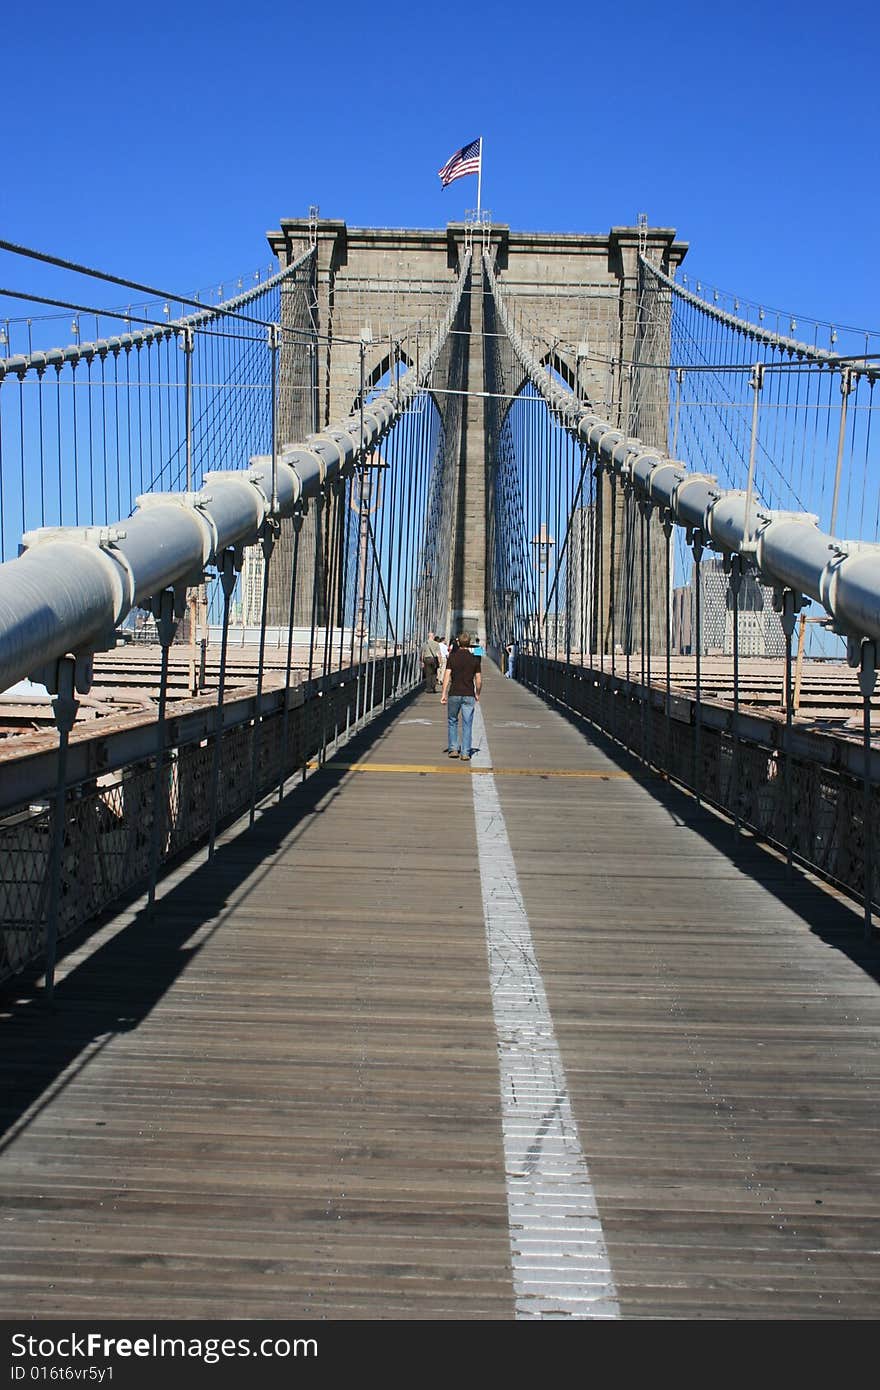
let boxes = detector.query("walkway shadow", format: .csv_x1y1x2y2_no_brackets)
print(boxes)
0,690,419,1146
528,685,880,987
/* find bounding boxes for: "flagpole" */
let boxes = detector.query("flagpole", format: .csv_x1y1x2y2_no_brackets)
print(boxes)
477,137,483,218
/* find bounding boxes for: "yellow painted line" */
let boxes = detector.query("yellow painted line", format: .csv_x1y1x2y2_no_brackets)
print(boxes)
308,760,630,779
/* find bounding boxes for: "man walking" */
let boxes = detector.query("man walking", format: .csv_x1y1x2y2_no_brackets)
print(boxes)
420,631,441,692
440,630,481,762
437,635,450,689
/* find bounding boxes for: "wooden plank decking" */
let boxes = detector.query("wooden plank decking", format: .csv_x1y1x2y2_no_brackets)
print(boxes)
1,667,879,1319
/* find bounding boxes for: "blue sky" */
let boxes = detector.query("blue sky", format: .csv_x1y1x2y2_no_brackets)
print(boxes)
3,0,878,333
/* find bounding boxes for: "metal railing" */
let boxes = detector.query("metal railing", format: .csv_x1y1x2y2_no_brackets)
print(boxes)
485,250,880,938
0,246,473,993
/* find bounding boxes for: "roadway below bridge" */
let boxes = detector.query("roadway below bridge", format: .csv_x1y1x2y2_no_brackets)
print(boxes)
1,666,879,1318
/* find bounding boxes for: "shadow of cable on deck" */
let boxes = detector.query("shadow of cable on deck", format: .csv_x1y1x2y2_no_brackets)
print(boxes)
0,689,420,1147
526,682,880,987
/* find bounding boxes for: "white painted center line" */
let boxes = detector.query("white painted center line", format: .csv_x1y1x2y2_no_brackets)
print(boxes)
470,702,620,1319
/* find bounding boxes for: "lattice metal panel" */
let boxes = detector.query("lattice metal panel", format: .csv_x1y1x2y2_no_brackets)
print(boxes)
0,812,49,977
0,660,401,986
522,656,877,912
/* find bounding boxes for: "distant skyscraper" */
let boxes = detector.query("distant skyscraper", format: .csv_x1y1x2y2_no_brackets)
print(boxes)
240,545,265,626
671,585,693,655
566,505,595,654
675,555,784,657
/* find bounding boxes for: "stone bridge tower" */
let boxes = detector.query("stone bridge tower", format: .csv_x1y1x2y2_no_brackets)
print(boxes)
266,216,687,642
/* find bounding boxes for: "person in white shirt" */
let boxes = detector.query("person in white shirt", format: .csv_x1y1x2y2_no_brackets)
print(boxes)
437,637,450,689
420,632,441,691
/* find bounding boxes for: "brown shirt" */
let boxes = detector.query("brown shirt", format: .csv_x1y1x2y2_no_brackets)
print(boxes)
446,648,481,696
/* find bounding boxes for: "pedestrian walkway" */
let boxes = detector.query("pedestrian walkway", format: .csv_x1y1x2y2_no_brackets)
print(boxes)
1,666,879,1319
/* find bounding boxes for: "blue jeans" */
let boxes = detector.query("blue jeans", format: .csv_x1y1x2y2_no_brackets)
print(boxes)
447,695,475,755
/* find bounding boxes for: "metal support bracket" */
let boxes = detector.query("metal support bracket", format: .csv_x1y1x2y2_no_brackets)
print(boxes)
858,639,877,699
779,587,807,639
151,588,184,647
261,515,279,562
216,548,238,601
33,650,93,705
46,655,80,735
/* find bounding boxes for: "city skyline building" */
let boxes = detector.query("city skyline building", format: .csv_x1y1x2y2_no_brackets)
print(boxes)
672,555,784,657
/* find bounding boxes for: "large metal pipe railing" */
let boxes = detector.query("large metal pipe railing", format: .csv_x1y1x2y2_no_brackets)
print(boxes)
486,252,880,649
0,256,470,695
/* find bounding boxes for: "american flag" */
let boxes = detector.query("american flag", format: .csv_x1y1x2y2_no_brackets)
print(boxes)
438,138,481,188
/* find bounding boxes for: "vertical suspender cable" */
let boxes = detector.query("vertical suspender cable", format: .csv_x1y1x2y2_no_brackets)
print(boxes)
147,591,177,909
249,528,275,823
644,501,652,765
279,515,303,800
860,643,877,940
44,658,77,1004
318,480,341,765
730,555,742,836
208,552,237,859
782,588,796,874
664,512,672,775
693,536,703,807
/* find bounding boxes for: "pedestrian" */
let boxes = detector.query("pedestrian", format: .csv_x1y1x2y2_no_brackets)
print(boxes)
441,630,481,762
437,635,450,688
505,640,517,678
420,631,440,692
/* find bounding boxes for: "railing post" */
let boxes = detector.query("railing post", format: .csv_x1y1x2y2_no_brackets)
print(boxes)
279,509,304,802
624,482,633,688
690,529,704,806
610,470,617,679
43,656,79,1003
303,496,321,783
208,548,239,859
597,459,606,731
354,343,368,727
319,478,343,767
641,497,652,765
148,588,182,910
249,520,276,825
857,639,877,940
780,587,801,875
663,509,673,777
354,467,369,728
728,553,743,835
